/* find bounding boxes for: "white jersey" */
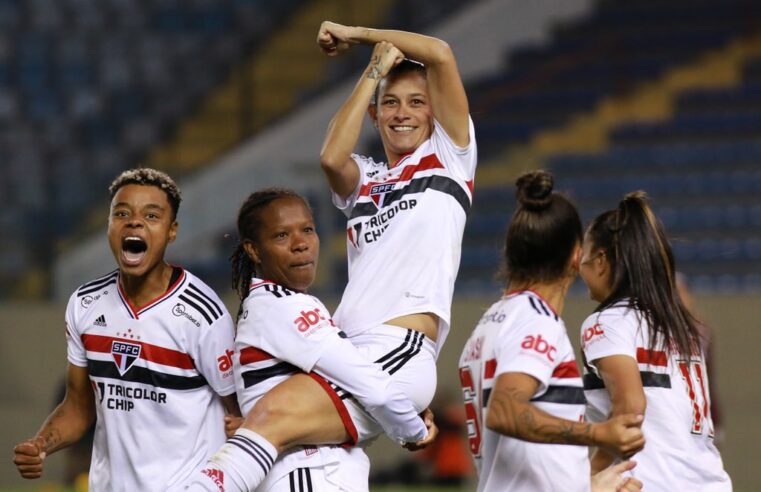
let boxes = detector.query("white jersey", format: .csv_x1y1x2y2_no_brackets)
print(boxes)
332,117,477,354
65,268,236,492
581,304,732,491
459,291,589,492
233,278,378,492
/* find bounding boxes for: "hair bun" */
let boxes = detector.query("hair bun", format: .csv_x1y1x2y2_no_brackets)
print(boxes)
515,170,554,210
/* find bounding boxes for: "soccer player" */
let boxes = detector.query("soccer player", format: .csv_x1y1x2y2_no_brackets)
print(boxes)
189,21,475,491
459,171,645,492
12,169,241,491
578,192,732,490
318,19,476,417
187,189,433,492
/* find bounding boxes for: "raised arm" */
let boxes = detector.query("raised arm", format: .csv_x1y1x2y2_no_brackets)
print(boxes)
318,21,470,147
486,372,644,456
13,363,95,479
319,41,403,198
588,355,647,473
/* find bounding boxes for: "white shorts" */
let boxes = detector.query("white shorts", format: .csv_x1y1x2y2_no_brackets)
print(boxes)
259,447,370,492
324,325,437,444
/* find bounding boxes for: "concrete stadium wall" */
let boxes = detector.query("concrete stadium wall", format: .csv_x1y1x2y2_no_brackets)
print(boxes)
0,294,758,489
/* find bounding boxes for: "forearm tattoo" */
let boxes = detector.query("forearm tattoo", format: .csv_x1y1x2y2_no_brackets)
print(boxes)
490,387,593,445
367,55,383,80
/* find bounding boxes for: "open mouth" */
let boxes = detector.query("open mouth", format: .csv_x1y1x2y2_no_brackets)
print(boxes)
121,236,147,266
391,125,415,133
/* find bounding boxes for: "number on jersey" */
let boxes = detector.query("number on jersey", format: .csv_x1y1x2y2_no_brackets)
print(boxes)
459,366,482,457
677,359,714,436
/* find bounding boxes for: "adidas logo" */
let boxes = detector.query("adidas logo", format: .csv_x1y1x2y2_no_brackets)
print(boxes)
94,314,107,327
201,468,225,490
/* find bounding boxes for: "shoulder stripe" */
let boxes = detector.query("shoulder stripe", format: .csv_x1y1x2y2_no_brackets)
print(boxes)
178,294,213,324
183,288,221,322
527,297,543,316
78,278,117,297
78,270,118,291
262,284,294,298
187,283,224,317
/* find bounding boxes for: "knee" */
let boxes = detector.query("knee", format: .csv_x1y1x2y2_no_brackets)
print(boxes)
243,395,296,451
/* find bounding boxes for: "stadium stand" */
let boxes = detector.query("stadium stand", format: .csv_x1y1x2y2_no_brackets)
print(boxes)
454,0,761,294
0,0,304,297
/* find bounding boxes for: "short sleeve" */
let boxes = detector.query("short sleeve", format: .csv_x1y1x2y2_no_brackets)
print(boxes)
430,116,477,182
65,292,87,367
494,316,564,395
580,311,637,375
330,155,366,216
194,311,237,396
243,294,343,373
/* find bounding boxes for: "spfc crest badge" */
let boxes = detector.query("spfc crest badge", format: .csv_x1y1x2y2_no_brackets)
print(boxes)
369,182,396,207
111,340,141,375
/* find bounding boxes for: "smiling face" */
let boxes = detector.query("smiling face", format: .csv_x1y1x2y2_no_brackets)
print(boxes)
243,196,319,292
370,72,433,164
107,184,177,278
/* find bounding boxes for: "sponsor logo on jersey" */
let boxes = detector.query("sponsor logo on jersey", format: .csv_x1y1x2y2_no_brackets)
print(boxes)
293,308,327,332
171,303,201,327
81,295,94,308
478,310,506,325
201,467,225,491
582,323,605,348
93,314,107,327
217,349,234,375
521,334,557,362
111,340,141,375
304,446,318,456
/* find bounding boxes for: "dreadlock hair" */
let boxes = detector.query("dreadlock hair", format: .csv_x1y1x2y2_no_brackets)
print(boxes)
372,58,427,106
109,168,182,219
230,188,312,305
586,191,701,358
502,170,582,285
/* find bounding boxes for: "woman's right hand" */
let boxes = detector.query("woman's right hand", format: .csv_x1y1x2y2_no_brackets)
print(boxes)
317,21,355,56
596,414,645,458
366,41,405,80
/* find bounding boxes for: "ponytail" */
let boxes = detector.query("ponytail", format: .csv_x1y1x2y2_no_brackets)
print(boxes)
587,192,700,358
503,170,582,285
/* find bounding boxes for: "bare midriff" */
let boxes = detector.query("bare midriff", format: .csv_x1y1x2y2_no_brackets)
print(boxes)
385,312,438,342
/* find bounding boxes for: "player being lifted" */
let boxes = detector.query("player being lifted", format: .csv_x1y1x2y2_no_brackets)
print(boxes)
188,20,476,492
187,189,434,492
12,169,241,491
459,171,645,492
578,192,732,490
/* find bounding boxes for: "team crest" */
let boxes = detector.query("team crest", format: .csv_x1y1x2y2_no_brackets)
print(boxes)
111,340,141,375
369,182,396,207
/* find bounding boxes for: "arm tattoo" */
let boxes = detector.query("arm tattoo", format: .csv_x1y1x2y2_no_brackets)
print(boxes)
366,55,382,80
490,386,593,446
